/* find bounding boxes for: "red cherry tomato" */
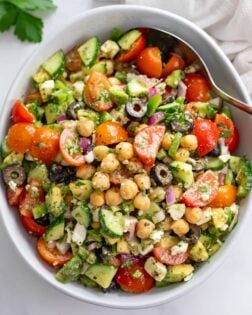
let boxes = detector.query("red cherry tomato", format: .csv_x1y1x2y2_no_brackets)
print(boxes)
96,121,129,146
117,35,146,62
153,247,188,265
162,54,185,77
134,125,165,167
193,118,219,157
137,47,162,78
214,113,234,145
7,123,36,154
115,258,154,293
6,186,25,206
184,73,211,102
182,170,219,207
21,215,47,236
228,126,239,152
11,100,35,123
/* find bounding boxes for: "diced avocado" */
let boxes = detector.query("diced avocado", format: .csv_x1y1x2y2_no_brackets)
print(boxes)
157,235,179,248
206,158,225,171
109,85,129,105
55,256,83,283
170,161,194,188
140,202,162,221
1,137,12,158
126,78,148,97
189,240,209,262
85,263,118,289
90,60,114,76
229,156,241,175
32,203,48,219
199,233,221,257
79,275,98,288
211,208,227,230
3,152,24,166
72,202,91,227
28,163,50,191
69,180,93,201
192,102,217,119
33,67,50,83
165,70,184,89
117,29,141,50
42,50,65,79
100,209,124,238
78,246,97,264
100,111,113,123
115,71,127,83
45,217,65,241
78,37,100,67
44,103,62,124
157,148,167,161
46,186,66,217
165,264,194,283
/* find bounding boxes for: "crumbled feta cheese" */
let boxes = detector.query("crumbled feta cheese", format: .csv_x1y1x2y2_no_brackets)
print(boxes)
150,230,164,243
184,272,194,282
168,204,186,220
84,150,94,164
196,207,212,225
219,154,231,163
39,80,55,101
8,180,17,191
72,223,86,245
152,209,166,224
144,257,167,282
92,208,100,222
72,81,84,102
171,241,188,256
219,137,230,156
100,40,120,59
199,183,211,202
123,216,137,233
219,224,228,231
228,203,239,214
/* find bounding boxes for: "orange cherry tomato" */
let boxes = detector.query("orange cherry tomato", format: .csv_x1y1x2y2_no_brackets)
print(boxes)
184,73,211,102
153,247,189,265
117,35,146,62
21,216,47,236
209,185,237,207
12,100,35,123
162,54,185,77
137,47,162,78
84,71,113,111
59,128,85,166
7,123,36,153
65,45,82,72
37,237,73,266
96,121,128,146
30,126,60,164
25,91,43,105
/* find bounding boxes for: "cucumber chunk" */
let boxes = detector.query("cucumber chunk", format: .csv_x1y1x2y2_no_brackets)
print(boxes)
117,29,141,50
85,263,118,289
72,202,91,228
206,158,225,171
126,78,148,97
78,37,100,67
100,209,124,238
45,217,65,241
42,50,65,79
170,161,194,188
229,156,241,174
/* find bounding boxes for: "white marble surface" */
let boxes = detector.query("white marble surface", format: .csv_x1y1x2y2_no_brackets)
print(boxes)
0,1,252,314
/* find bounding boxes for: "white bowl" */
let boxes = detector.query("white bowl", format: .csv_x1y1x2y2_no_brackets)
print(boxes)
0,4,251,309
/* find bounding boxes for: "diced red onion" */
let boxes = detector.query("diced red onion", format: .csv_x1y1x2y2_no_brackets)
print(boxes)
166,188,176,205
79,137,91,153
124,217,137,241
119,254,140,263
57,114,66,122
218,165,229,185
148,111,164,125
47,240,56,249
177,81,187,98
149,87,157,97
88,242,97,251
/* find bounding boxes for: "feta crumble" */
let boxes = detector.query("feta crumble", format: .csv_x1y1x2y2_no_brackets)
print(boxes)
168,204,186,220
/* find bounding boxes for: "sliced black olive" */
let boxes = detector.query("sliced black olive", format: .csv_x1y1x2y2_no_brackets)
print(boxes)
126,98,147,119
150,163,173,186
65,101,84,120
180,224,201,245
49,163,76,184
35,213,50,227
191,159,207,171
170,113,194,133
102,281,119,293
208,143,221,157
2,164,26,187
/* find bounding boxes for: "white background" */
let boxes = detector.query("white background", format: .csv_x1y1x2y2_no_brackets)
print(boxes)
0,1,252,314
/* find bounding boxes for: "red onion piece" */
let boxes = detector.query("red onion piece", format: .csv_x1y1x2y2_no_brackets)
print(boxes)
124,217,137,241
177,81,187,98
88,242,97,251
57,114,66,122
147,111,164,125
119,254,141,264
166,188,176,205
149,87,157,97
218,165,228,185
79,137,91,153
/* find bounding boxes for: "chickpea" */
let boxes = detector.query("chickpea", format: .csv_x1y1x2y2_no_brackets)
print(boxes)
115,142,134,161
60,120,77,130
93,145,110,161
76,164,96,179
149,187,166,202
120,179,138,200
76,117,95,137
185,207,203,224
135,124,148,135
171,219,190,236
90,191,105,207
173,148,190,162
133,193,151,211
105,187,123,206
136,219,155,239
169,185,183,202
134,174,151,190
126,158,143,174
92,172,110,191
161,132,172,150
180,134,198,151
158,216,173,231
100,153,120,173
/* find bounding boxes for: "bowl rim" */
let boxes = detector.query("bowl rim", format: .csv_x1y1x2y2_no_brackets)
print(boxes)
0,4,251,309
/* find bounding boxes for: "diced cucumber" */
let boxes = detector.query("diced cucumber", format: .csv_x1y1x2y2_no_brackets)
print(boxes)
42,50,65,79
126,78,148,97
44,103,63,124
100,209,124,238
78,37,100,67
147,94,162,117
72,202,91,228
45,217,65,241
46,186,66,217
225,170,234,185
1,137,12,158
90,61,107,74
170,161,194,188
206,158,225,171
28,163,50,191
100,111,113,123
79,275,98,288
229,156,241,174
115,71,127,83
26,102,44,121
55,256,83,283
85,263,118,289
32,203,48,219
109,85,129,105
117,29,141,50
165,70,184,89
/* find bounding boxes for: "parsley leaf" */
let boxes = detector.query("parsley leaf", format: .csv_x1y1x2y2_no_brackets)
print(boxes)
7,0,56,11
14,11,43,42
0,2,18,32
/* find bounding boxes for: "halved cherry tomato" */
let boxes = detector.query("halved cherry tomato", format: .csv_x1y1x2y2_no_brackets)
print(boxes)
7,186,25,206
228,126,239,152
133,125,165,167
7,123,36,153
25,91,43,105
209,185,237,207
59,128,85,166
115,258,154,293
96,121,128,146
84,71,113,111
162,54,185,77
193,118,219,157
184,73,211,102
214,113,234,146
11,100,35,123
21,215,47,236
37,237,73,266
65,45,82,72
117,35,146,62
153,247,188,265
182,170,219,207
30,126,60,164
137,47,162,78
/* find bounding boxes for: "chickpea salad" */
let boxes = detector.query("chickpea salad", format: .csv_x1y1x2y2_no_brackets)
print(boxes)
1,27,252,293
